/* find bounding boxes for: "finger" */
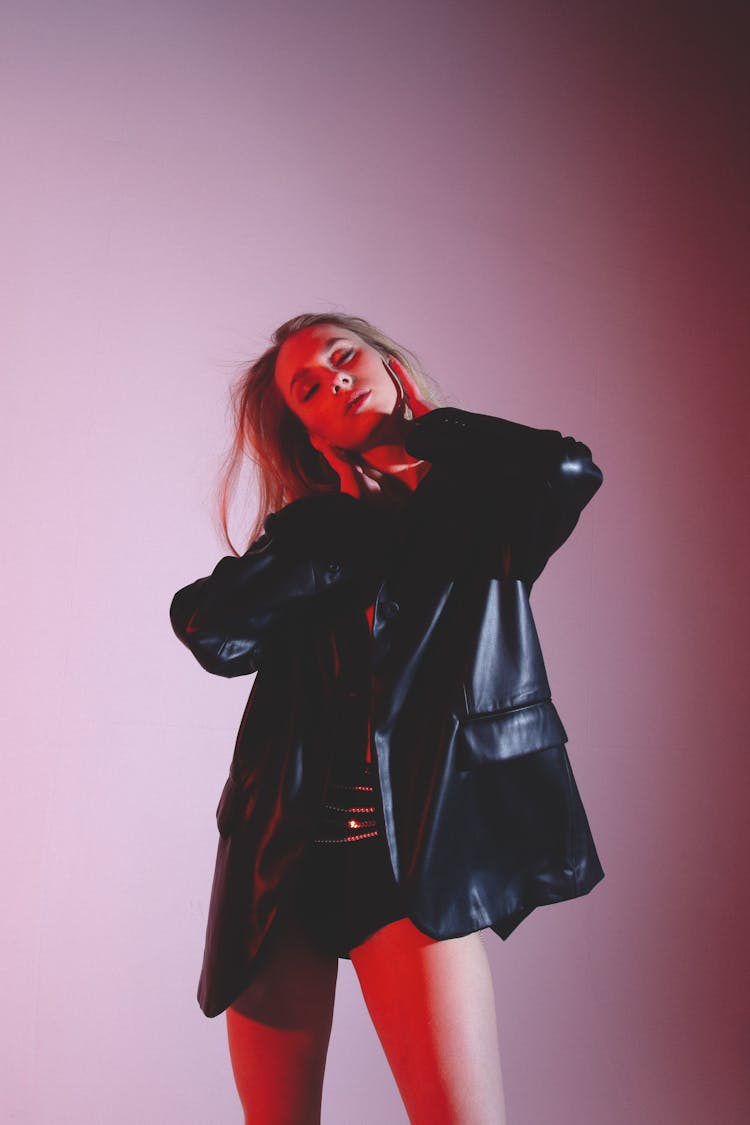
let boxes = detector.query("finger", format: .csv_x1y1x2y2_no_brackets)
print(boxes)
410,398,433,419
360,475,383,496
313,439,348,474
355,462,386,482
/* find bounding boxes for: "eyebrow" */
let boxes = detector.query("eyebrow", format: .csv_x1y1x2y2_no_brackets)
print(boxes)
288,338,346,393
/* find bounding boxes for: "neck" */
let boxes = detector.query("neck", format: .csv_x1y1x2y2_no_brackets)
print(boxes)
355,413,428,490
360,443,427,490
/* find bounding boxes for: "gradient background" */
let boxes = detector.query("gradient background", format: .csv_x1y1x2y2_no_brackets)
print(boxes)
3,1,748,1122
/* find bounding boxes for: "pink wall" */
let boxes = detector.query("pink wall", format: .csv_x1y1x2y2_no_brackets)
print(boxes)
3,1,747,1122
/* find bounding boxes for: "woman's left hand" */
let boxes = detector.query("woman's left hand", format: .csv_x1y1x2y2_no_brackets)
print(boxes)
310,436,390,501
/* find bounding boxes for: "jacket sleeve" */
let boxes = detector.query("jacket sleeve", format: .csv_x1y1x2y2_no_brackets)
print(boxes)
405,407,603,585
169,493,391,677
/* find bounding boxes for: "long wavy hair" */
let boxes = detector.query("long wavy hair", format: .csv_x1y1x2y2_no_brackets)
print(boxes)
217,313,444,554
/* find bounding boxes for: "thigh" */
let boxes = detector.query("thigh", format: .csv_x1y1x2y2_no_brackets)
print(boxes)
351,919,507,1125
225,919,339,1125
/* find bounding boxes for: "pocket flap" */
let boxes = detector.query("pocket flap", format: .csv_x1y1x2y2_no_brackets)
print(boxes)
458,699,568,768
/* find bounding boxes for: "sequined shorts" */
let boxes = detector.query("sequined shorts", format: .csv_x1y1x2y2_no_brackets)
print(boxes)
292,828,407,959
278,765,402,958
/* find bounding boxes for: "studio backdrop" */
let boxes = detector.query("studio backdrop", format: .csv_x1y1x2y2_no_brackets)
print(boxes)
2,1,748,1122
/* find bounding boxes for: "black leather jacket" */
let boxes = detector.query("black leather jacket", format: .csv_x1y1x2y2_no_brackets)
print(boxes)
170,407,605,1017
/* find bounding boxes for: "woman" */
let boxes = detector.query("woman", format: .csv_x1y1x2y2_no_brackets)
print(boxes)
170,312,605,1123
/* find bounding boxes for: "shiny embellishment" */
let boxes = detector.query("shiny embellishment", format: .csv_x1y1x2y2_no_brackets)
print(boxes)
313,770,379,844
313,830,379,844
324,803,374,814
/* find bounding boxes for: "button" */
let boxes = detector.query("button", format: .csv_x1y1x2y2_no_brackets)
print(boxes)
380,600,400,620
439,413,466,429
326,561,342,576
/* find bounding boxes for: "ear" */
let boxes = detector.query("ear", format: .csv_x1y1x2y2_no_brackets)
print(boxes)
386,355,432,418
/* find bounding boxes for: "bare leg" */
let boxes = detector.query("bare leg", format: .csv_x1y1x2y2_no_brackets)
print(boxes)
225,922,339,1125
351,919,507,1124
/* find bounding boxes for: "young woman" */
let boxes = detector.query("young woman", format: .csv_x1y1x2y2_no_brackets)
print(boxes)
170,312,605,1123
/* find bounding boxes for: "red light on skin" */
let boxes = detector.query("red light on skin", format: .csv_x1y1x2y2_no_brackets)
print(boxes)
345,389,371,414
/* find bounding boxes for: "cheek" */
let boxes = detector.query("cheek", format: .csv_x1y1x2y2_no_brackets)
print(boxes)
371,363,399,409
369,378,398,417
383,380,398,411
302,411,345,449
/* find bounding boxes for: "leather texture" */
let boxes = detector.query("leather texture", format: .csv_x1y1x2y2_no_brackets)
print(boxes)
170,407,605,1017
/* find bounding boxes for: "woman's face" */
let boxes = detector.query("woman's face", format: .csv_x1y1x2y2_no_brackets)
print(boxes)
274,324,400,451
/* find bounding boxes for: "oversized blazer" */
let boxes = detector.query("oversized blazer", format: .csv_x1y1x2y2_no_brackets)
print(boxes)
170,407,605,1017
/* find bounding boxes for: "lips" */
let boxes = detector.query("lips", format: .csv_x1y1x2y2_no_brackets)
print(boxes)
345,389,370,413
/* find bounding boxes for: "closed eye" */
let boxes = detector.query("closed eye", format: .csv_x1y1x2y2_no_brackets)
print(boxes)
302,383,319,401
332,347,355,365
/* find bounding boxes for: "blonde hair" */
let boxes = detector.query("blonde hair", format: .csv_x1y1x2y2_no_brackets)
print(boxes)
217,313,443,554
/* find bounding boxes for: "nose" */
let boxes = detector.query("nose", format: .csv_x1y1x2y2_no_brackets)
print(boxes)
331,370,352,395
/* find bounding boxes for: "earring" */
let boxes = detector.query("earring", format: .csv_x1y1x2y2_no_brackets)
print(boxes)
384,359,414,422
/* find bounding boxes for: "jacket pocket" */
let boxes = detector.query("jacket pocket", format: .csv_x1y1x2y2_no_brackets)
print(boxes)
215,774,246,838
457,699,568,769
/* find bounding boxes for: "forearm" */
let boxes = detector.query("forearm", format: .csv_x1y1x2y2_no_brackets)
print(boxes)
170,493,397,676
